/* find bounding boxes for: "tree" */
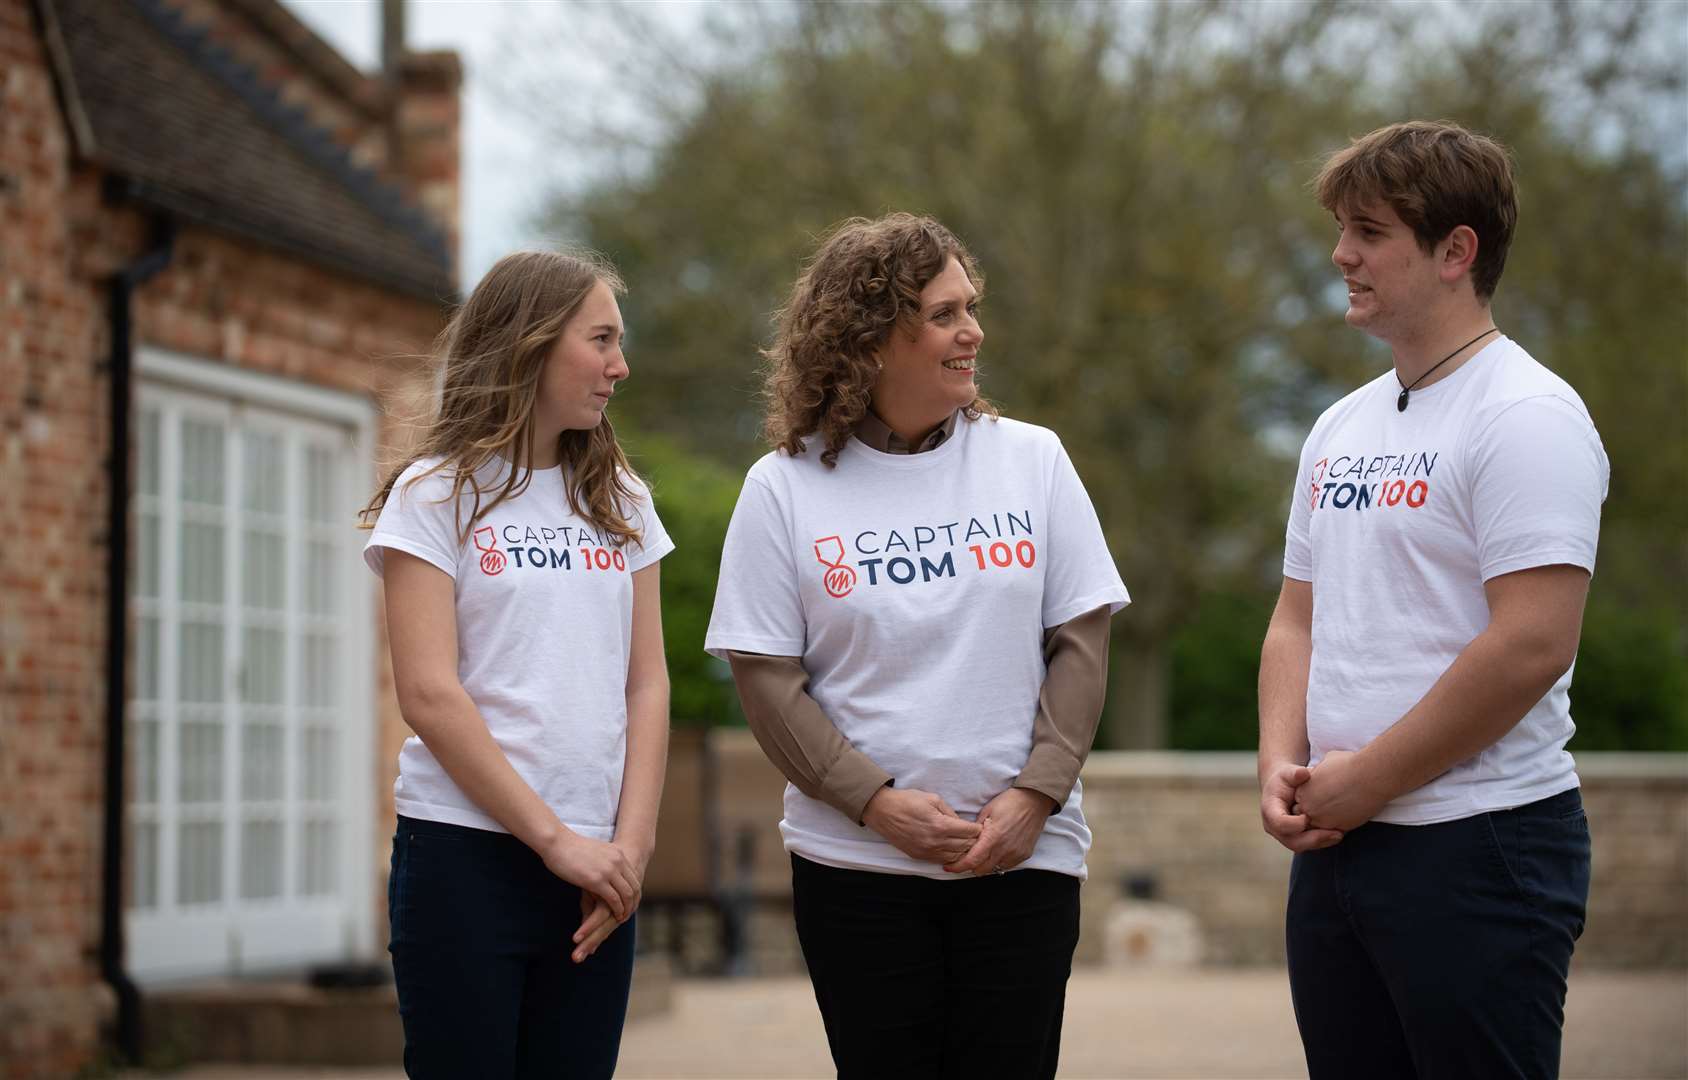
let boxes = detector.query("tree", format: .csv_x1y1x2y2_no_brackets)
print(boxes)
501,0,1687,748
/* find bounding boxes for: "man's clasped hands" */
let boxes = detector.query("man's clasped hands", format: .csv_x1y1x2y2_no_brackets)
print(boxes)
1260,749,1401,853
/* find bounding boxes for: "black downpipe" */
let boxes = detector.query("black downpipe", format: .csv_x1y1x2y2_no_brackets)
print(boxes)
101,216,176,1063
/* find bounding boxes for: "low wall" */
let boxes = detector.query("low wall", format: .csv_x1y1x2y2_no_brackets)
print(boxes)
688,733,1687,971
1078,752,1688,967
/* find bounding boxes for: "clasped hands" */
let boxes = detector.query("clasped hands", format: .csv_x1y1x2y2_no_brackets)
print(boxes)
542,832,649,965
862,785,1058,875
1259,749,1391,853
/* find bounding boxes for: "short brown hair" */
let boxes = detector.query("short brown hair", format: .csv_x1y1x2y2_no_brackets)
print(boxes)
1315,120,1518,301
762,213,996,467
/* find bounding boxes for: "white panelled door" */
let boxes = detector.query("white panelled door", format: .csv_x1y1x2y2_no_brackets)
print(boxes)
128,350,375,983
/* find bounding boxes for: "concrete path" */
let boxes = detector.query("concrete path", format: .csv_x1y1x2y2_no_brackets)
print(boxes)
130,968,1688,1079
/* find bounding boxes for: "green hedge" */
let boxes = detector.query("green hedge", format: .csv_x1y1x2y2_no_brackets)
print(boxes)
624,428,746,729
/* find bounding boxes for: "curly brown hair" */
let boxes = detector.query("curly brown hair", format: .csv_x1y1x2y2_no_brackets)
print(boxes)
763,213,996,467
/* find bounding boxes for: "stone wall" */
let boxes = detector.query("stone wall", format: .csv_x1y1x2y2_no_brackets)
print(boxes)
1078,752,1688,968
690,733,1688,974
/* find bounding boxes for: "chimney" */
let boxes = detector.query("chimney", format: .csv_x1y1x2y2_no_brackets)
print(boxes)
392,53,462,266
383,0,461,277
381,0,406,82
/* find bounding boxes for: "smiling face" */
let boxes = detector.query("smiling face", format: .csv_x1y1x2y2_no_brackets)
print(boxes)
534,280,628,438
869,256,983,433
1330,199,1448,345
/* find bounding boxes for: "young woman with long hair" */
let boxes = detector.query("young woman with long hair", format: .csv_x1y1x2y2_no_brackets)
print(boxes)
359,250,672,1078
706,214,1128,1079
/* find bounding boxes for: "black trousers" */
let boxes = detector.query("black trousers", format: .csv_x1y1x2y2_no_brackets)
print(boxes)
388,816,637,1080
791,853,1081,1080
1287,788,1591,1080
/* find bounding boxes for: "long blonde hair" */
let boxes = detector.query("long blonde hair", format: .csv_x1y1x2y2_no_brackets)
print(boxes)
359,250,645,547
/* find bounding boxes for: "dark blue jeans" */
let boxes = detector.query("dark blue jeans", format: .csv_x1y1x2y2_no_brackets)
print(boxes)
388,816,636,1080
791,853,1081,1080
1287,787,1591,1080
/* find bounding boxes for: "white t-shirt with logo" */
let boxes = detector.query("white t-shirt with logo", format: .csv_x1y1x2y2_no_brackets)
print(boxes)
1284,336,1608,824
364,456,674,836
706,416,1129,880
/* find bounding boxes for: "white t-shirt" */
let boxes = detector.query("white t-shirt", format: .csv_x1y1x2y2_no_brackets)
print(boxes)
1283,336,1608,824
364,455,674,836
706,415,1129,880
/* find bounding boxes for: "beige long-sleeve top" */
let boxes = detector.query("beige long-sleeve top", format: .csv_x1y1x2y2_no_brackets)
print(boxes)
725,409,1113,825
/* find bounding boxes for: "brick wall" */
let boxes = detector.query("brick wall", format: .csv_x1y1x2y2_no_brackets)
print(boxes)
697,734,1688,974
1,1,448,1073
1,1,117,1072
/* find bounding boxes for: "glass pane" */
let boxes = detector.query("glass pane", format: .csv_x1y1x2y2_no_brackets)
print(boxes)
240,820,282,900
242,531,285,609
243,432,285,514
178,720,223,803
303,541,336,615
241,627,284,704
180,419,224,506
130,822,158,909
303,445,336,523
300,634,335,708
301,820,336,896
136,513,160,598
301,727,336,801
137,408,161,497
135,616,159,701
179,521,225,604
178,623,223,703
133,717,159,804
177,821,222,905
241,721,283,801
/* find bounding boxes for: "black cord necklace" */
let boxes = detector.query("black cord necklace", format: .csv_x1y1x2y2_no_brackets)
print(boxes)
1397,327,1499,412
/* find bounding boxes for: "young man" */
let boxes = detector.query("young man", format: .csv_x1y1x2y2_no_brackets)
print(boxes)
1258,120,1609,1079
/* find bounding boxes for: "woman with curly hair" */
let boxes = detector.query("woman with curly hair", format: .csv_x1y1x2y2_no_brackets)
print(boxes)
707,213,1128,1079
360,250,672,1078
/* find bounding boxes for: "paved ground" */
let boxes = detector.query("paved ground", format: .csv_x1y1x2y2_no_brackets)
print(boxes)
130,968,1688,1079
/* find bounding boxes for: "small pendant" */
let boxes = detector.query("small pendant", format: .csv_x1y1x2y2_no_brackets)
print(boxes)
1397,389,1410,412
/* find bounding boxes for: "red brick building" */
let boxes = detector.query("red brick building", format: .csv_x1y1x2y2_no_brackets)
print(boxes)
1,0,459,1073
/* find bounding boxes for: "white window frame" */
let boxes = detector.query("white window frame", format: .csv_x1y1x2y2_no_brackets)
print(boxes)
127,346,378,984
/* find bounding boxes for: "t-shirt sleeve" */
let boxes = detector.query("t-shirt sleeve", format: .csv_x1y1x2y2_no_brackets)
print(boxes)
1469,395,1608,581
705,473,807,660
1282,433,1317,582
363,463,463,579
623,477,676,573
1041,441,1130,628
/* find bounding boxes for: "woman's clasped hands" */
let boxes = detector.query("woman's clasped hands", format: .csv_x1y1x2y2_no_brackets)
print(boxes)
945,787,1058,875
861,785,1056,875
